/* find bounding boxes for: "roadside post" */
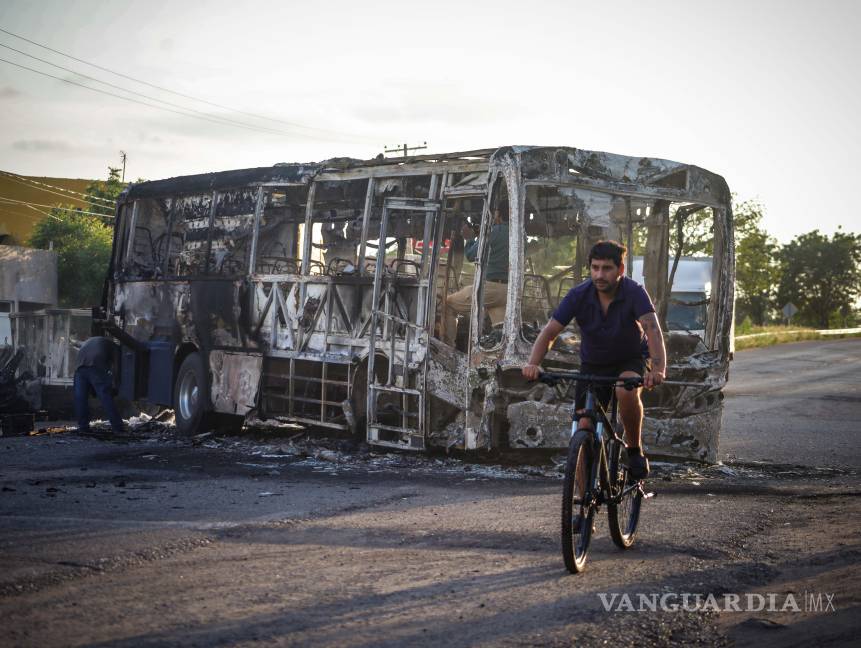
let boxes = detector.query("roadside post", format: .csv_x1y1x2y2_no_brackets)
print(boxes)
782,302,798,326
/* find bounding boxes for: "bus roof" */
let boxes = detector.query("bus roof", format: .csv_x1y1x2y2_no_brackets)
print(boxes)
121,145,730,209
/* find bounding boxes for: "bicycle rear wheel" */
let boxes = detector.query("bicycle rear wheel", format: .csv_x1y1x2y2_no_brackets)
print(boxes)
608,444,643,549
561,429,596,573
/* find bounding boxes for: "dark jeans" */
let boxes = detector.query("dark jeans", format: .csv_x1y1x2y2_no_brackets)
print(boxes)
74,367,125,433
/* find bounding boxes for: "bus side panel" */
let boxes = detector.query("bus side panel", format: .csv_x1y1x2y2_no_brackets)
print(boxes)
210,350,262,415
112,281,190,344
189,280,256,351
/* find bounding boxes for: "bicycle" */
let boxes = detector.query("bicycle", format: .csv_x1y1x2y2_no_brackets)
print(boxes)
539,371,699,574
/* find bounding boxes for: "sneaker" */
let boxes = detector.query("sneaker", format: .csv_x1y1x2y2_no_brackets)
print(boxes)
627,453,650,481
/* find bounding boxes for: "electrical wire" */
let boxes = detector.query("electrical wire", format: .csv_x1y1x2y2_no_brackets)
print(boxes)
0,42,372,144
24,204,62,221
0,56,369,143
0,171,115,210
24,203,59,219
0,195,114,218
1,205,61,222
0,169,115,205
0,27,379,143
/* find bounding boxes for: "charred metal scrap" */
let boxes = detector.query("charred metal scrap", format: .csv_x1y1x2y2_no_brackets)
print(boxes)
101,146,734,462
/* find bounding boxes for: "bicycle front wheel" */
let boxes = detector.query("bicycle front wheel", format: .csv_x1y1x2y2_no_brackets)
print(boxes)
561,429,596,573
608,445,643,549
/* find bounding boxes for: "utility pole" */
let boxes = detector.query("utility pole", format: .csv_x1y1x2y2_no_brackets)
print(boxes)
119,150,127,183
384,142,427,158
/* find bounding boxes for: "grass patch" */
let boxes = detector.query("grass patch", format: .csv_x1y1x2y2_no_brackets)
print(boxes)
734,325,861,351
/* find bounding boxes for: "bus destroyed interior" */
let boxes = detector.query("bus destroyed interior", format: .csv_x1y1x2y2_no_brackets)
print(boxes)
103,146,733,462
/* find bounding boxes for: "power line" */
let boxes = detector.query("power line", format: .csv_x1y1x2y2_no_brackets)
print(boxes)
0,195,114,218
24,203,62,221
0,56,321,140
24,203,58,219
1,170,116,204
0,170,116,209
0,42,370,144
0,27,379,144
0,56,369,144
1,168,116,204
1,205,60,222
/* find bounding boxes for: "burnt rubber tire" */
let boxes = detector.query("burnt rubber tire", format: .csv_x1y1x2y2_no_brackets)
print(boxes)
349,364,369,442
561,429,596,574
173,352,212,436
608,444,643,549
210,413,245,435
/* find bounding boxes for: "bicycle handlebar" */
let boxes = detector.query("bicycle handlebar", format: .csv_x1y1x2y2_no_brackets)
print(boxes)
538,371,706,388
540,372,641,386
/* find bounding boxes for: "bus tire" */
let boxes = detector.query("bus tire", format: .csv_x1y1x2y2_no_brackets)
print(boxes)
173,352,212,436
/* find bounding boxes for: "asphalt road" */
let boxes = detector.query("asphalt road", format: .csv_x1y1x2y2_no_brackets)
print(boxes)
1,339,859,647
721,338,861,470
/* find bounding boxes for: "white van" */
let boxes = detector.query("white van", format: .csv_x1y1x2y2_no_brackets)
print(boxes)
632,256,712,338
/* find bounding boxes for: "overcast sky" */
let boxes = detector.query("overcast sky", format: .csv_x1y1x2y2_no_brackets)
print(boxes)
1,0,859,242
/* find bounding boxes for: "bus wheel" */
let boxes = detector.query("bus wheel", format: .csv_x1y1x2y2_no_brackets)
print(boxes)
174,352,211,435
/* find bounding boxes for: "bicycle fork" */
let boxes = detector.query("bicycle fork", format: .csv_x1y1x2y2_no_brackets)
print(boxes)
580,423,611,511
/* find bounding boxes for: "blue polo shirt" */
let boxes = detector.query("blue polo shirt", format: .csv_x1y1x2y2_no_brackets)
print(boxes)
552,277,655,365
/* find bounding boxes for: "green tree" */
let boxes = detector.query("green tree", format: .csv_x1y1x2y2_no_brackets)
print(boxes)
733,198,780,325
28,167,125,307
85,166,125,216
623,205,709,261
669,206,713,258
777,229,861,328
665,196,764,256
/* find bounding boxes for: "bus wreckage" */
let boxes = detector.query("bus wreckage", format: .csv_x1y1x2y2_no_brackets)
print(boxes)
100,145,734,462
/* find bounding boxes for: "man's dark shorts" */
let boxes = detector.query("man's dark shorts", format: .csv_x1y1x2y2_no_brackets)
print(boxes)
575,357,649,413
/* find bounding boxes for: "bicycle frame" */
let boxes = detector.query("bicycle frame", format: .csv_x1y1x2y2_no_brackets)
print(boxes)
543,370,668,572
542,369,703,572
546,372,652,505
577,385,628,508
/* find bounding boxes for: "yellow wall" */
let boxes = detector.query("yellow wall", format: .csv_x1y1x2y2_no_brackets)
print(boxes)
0,175,96,245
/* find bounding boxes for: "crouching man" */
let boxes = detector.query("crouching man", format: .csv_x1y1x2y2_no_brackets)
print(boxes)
521,240,666,479
74,335,125,435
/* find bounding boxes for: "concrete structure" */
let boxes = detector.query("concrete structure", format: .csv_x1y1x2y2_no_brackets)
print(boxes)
0,245,58,347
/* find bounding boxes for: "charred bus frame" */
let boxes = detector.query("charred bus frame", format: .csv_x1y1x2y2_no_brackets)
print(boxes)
100,146,734,461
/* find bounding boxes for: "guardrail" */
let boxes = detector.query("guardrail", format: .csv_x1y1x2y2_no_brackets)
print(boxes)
817,327,861,336
735,327,861,341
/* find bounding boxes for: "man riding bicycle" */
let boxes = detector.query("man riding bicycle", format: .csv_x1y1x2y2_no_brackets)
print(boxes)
522,240,666,480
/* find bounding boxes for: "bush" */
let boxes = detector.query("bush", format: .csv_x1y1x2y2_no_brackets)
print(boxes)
29,208,113,307
736,315,754,335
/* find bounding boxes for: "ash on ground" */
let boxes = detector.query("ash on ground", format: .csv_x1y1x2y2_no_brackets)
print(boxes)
51,413,853,483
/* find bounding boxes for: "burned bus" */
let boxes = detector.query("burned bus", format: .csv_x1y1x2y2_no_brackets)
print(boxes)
100,146,734,462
